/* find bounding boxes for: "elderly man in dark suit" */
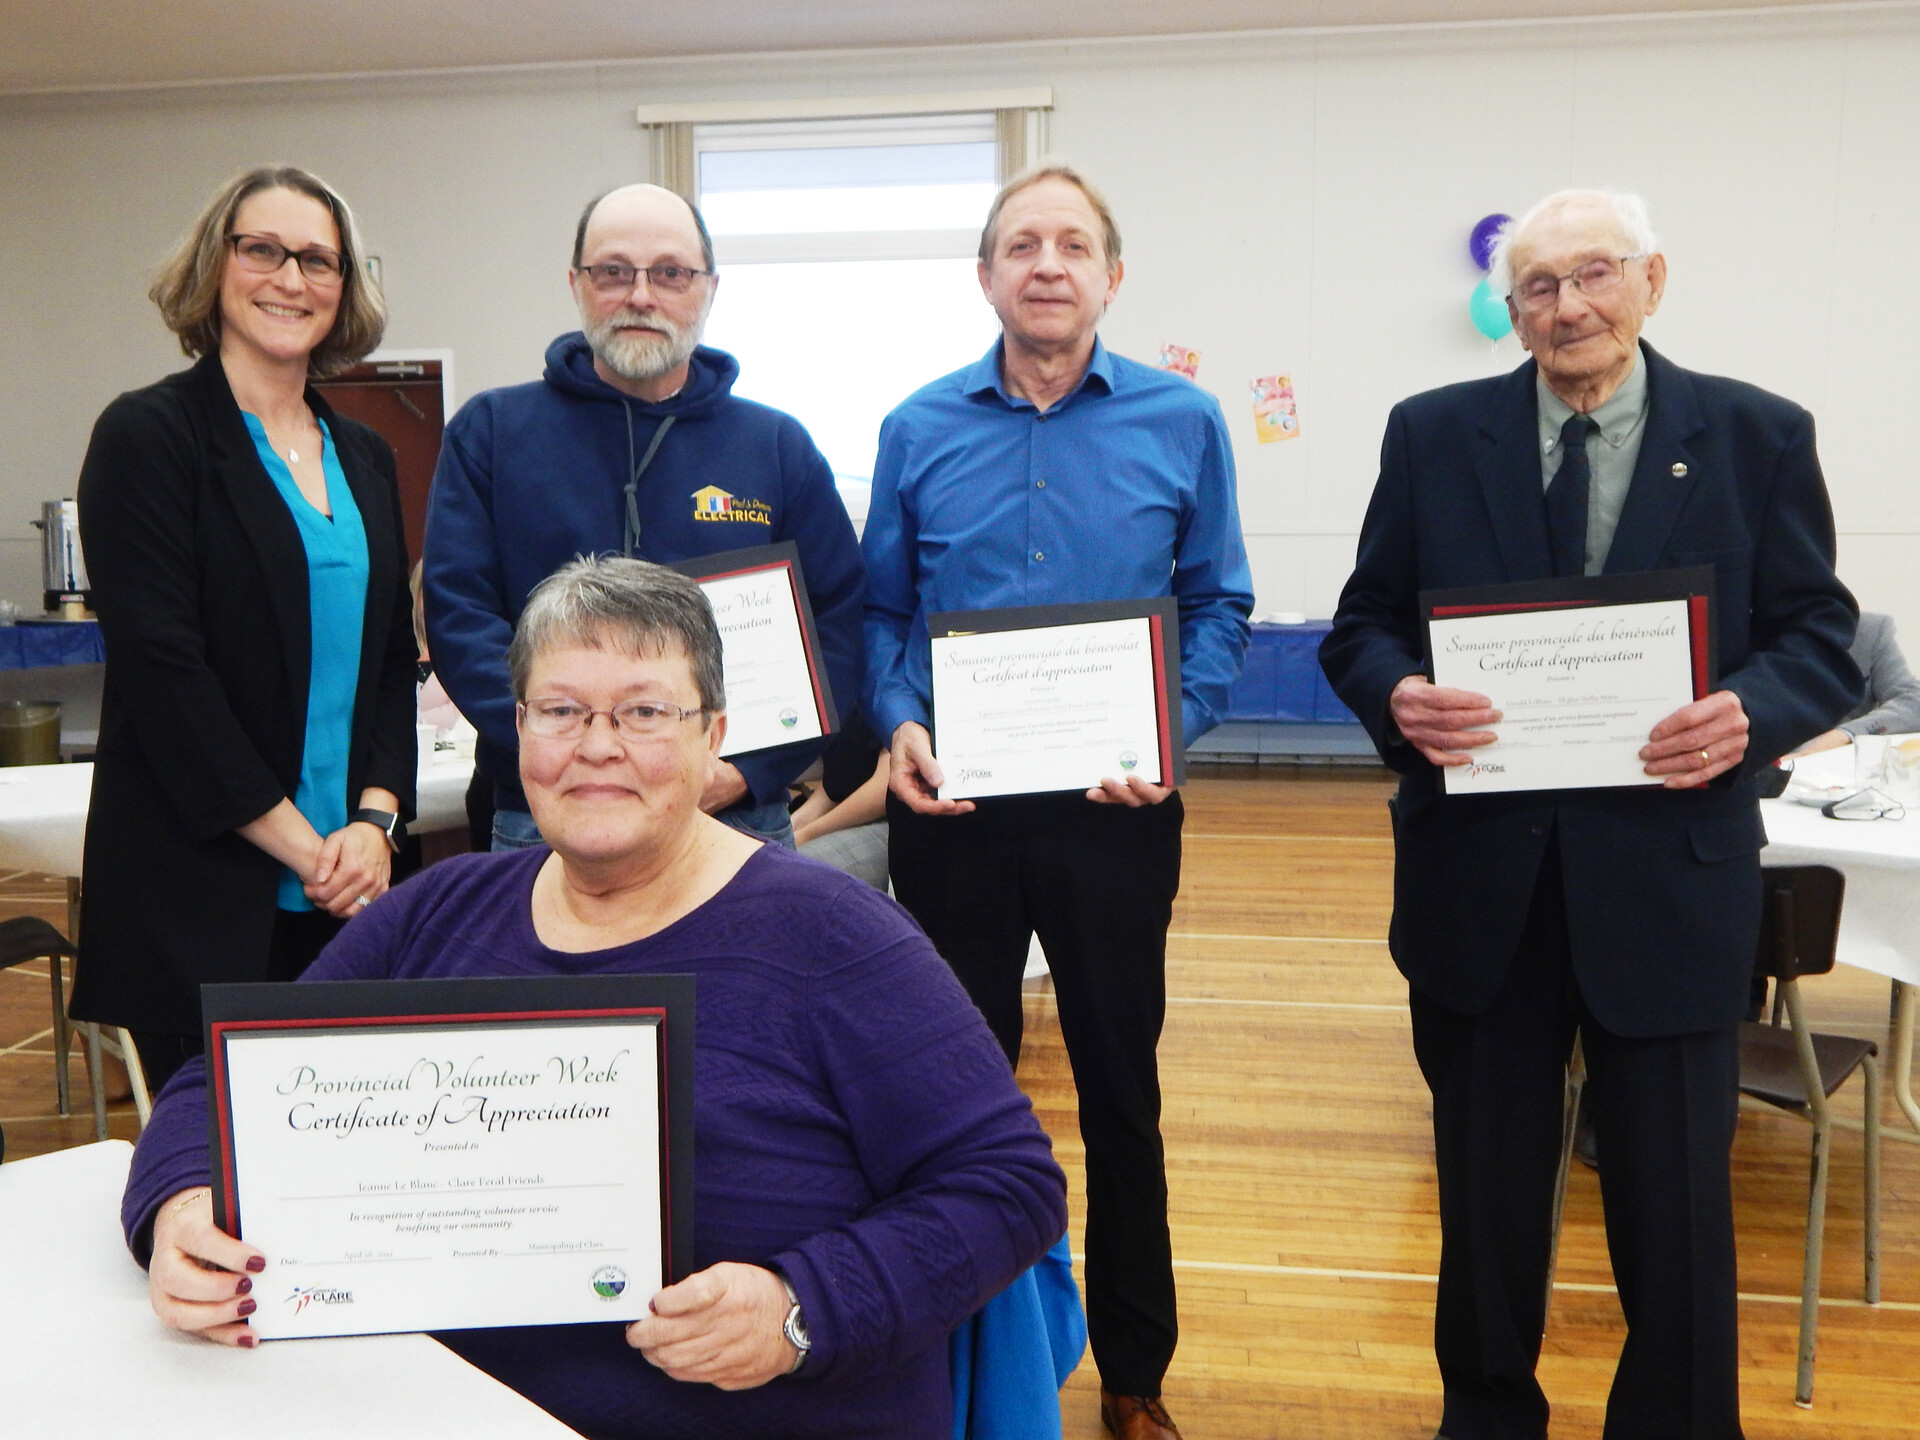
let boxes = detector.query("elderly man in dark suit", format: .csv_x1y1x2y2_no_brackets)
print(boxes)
1321,189,1861,1440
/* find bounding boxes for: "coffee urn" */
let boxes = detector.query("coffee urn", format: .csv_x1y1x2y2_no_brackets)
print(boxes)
33,499,91,618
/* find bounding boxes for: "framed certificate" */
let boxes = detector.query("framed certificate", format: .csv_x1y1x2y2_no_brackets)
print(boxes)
1420,566,1716,796
673,542,838,758
202,975,696,1340
927,597,1185,801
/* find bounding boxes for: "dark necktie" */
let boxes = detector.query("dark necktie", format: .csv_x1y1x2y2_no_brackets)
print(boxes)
1547,413,1598,578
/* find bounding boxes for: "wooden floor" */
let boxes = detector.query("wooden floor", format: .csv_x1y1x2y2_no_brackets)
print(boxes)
4,765,1916,1436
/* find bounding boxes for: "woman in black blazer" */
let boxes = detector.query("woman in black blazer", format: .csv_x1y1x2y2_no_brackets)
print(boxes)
71,166,417,1092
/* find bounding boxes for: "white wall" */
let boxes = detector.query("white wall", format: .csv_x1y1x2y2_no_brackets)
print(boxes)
2,6,1917,645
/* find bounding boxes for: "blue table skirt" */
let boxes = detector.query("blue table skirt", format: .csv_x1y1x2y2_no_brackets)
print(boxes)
0,622,104,672
1223,622,1359,725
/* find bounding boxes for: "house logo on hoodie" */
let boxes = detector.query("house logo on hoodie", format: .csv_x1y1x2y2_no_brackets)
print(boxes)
691,485,772,525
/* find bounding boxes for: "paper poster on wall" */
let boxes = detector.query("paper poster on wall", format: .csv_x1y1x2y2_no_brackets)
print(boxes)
1250,374,1300,443
1157,344,1201,379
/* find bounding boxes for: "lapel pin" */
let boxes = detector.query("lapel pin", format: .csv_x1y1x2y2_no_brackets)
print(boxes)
1670,462,1689,477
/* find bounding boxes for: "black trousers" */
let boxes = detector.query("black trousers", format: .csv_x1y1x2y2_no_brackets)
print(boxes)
888,789,1183,1397
131,907,345,1095
1410,835,1743,1440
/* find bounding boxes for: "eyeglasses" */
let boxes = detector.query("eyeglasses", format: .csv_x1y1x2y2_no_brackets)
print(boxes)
1509,253,1646,313
1822,788,1906,822
575,262,712,296
228,233,348,284
518,697,708,741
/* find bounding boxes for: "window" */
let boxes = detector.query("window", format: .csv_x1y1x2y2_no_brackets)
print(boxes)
638,103,1048,528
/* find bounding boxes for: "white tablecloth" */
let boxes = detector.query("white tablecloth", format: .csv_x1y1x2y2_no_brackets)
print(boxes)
1760,744,1920,986
0,749,474,879
0,1141,580,1439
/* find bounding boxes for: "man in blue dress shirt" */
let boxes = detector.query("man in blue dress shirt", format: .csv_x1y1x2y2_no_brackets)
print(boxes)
862,164,1253,1440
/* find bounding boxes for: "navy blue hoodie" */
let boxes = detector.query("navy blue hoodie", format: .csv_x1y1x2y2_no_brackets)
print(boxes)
423,333,864,811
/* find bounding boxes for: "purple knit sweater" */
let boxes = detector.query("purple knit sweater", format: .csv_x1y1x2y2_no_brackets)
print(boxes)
123,844,1067,1439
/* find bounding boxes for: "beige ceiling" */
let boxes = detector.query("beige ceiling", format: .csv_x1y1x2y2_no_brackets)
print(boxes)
0,0,1866,93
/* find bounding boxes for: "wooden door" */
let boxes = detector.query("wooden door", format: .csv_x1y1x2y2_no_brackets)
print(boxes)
312,359,444,564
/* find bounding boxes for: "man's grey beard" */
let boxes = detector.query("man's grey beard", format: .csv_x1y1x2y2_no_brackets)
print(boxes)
582,305,702,383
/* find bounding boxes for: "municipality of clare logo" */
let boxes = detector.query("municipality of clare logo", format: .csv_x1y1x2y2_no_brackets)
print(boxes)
691,485,772,524
592,1265,629,1300
1118,751,1139,772
286,1284,354,1315
778,707,799,730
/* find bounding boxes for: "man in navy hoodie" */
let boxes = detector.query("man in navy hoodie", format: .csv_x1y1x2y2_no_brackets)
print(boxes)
424,184,864,848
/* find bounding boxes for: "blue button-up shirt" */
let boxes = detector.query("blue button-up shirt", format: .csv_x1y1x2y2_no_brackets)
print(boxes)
863,337,1254,747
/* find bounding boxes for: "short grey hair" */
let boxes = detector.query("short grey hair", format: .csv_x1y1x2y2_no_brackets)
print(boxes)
1487,189,1659,297
507,556,725,716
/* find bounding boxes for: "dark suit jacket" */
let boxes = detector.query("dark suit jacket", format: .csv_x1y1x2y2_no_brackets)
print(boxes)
1320,344,1860,1037
71,352,418,1035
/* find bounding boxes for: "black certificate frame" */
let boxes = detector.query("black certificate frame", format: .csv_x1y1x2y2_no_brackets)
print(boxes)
202,974,697,1295
926,596,1187,791
1419,566,1718,796
670,541,839,752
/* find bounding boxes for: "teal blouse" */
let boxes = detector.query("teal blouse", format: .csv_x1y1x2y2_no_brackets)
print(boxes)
242,414,369,911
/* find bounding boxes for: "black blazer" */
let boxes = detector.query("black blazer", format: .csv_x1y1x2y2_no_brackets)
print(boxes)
71,353,418,1035
1320,344,1861,1037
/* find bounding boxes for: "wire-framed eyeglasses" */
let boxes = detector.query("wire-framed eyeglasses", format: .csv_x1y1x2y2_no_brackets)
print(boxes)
575,262,713,296
518,698,708,742
1509,253,1647,313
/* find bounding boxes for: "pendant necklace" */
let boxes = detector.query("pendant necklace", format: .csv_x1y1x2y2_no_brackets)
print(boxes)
268,411,313,466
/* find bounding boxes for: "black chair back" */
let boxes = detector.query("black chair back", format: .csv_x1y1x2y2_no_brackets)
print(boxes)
1758,865,1845,982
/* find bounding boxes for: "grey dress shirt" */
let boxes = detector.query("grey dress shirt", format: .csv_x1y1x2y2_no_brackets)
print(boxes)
1840,611,1920,735
1536,348,1651,576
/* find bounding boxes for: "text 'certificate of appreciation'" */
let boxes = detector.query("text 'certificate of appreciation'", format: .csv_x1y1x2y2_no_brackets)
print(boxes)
204,975,696,1340
674,543,838,758
929,598,1184,801
1423,566,1715,796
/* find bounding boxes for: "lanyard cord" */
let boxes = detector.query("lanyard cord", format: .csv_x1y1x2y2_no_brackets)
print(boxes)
621,402,677,559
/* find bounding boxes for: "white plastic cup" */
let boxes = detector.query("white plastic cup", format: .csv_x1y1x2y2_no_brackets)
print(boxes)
1854,734,1890,792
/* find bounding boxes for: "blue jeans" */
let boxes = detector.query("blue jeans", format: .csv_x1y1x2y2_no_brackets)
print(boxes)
491,796,795,852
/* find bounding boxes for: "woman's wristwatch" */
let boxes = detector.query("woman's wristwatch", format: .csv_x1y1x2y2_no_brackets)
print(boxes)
777,1272,811,1375
350,808,407,853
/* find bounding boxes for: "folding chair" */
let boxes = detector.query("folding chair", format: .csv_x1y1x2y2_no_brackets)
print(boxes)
0,915,151,1140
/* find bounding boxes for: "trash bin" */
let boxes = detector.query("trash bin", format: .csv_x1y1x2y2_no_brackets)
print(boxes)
0,700,61,766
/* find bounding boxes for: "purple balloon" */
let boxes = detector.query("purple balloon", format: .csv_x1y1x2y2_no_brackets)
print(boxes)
1469,213,1511,272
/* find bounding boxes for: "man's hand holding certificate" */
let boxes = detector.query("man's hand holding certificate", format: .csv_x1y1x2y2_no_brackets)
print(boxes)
1410,567,1746,794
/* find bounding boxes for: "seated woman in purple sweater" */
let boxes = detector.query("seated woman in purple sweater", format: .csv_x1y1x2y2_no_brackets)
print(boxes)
123,555,1067,1440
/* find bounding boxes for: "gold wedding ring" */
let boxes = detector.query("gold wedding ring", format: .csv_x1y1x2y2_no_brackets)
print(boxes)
1700,749,1711,765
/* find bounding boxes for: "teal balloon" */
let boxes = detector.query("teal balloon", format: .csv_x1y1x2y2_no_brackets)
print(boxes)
1468,277,1511,340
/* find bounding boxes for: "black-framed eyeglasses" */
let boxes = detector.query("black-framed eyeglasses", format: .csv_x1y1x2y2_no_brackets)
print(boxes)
518,697,708,741
228,233,348,284
575,262,712,296
1509,253,1646,313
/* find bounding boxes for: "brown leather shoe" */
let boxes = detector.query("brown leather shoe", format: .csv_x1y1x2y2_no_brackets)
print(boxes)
1100,1389,1183,1439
